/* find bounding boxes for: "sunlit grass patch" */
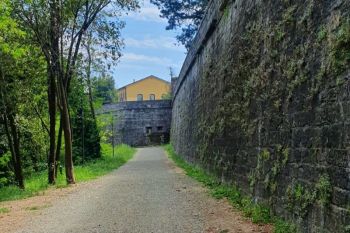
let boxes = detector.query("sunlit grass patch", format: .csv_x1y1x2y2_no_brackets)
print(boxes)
0,207,10,214
0,144,135,202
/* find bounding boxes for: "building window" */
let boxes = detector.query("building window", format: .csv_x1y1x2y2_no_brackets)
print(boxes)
146,127,152,134
137,94,143,101
149,94,155,101
157,126,163,131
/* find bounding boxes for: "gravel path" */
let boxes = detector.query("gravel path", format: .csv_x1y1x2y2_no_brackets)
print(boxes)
12,147,271,233
16,147,205,233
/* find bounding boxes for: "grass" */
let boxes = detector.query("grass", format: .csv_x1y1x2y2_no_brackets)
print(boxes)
164,144,298,233
25,204,52,211
0,207,10,214
0,143,135,202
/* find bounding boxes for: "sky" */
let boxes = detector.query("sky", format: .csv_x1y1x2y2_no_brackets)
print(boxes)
112,0,187,88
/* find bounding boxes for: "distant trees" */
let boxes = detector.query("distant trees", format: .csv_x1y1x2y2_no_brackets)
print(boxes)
69,77,101,165
151,0,209,50
94,75,119,104
161,93,172,100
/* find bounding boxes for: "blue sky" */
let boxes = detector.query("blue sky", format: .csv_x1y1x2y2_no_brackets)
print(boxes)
113,0,187,88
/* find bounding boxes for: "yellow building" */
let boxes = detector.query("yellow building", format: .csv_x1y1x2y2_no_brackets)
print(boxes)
118,75,171,102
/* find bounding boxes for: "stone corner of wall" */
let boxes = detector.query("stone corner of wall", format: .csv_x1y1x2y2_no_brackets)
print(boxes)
173,0,232,100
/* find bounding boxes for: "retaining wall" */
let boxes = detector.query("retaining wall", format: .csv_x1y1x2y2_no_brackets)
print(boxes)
171,0,350,232
102,100,172,146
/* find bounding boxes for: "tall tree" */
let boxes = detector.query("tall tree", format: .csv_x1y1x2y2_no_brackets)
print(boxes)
0,0,23,189
150,0,208,50
13,0,138,184
0,0,46,188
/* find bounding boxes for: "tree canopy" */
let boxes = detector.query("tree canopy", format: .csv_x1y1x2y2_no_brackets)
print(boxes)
150,0,208,50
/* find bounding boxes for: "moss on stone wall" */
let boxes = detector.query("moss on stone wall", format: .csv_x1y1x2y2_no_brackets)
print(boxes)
172,0,350,232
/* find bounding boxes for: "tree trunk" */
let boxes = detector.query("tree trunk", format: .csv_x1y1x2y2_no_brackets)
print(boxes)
8,114,25,189
50,0,75,184
48,0,60,184
85,38,96,120
3,113,24,189
0,69,24,189
59,83,75,184
55,116,63,178
47,70,57,184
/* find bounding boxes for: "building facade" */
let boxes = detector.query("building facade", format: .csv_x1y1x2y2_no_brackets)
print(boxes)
118,75,171,102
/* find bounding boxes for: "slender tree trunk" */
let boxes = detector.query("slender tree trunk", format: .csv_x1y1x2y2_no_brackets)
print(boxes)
8,114,24,189
85,38,96,120
48,0,60,184
0,69,24,189
3,113,24,189
59,80,75,184
55,116,63,178
52,0,75,184
81,103,85,164
47,70,57,184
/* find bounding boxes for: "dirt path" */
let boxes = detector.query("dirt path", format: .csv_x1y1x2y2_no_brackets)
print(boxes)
0,147,272,233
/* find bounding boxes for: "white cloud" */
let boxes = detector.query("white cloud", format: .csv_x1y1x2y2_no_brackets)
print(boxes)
122,52,172,66
123,0,166,23
125,36,185,51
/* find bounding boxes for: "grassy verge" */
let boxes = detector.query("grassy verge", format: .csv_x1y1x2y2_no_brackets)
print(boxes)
0,207,9,213
0,144,135,203
164,144,297,233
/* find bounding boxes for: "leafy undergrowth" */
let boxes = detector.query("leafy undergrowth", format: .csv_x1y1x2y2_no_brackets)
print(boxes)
164,144,297,233
0,144,135,202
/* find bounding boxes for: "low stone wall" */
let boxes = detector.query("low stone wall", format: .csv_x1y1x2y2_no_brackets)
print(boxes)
171,0,350,232
101,100,172,146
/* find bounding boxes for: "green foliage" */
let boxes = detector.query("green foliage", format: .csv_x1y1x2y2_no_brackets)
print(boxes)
285,174,332,217
164,144,297,232
0,0,48,188
150,0,208,49
70,78,101,164
330,19,350,75
0,144,135,202
250,145,290,195
96,113,115,144
315,174,332,206
282,148,290,166
345,225,350,233
73,144,135,182
161,92,172,100
282,5,297,24
93,75,118,104
286,183,316,217
317,26,328,42
223,5,230,21
0,152,13,187
260,149,271,160
0,207,9,214
274,219,298,233
240,198,272,224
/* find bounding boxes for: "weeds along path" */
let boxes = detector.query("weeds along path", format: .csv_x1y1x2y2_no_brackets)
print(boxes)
4,147,271,233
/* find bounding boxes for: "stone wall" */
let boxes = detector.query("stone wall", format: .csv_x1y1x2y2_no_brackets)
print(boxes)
171,0,350,232
102,100,172,146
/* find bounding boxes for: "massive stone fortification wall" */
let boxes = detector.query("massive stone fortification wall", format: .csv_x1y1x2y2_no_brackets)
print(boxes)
171,0,350,232
102,100,172,146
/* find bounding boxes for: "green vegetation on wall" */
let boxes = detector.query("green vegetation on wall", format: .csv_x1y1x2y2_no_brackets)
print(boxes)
172,0,349,232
